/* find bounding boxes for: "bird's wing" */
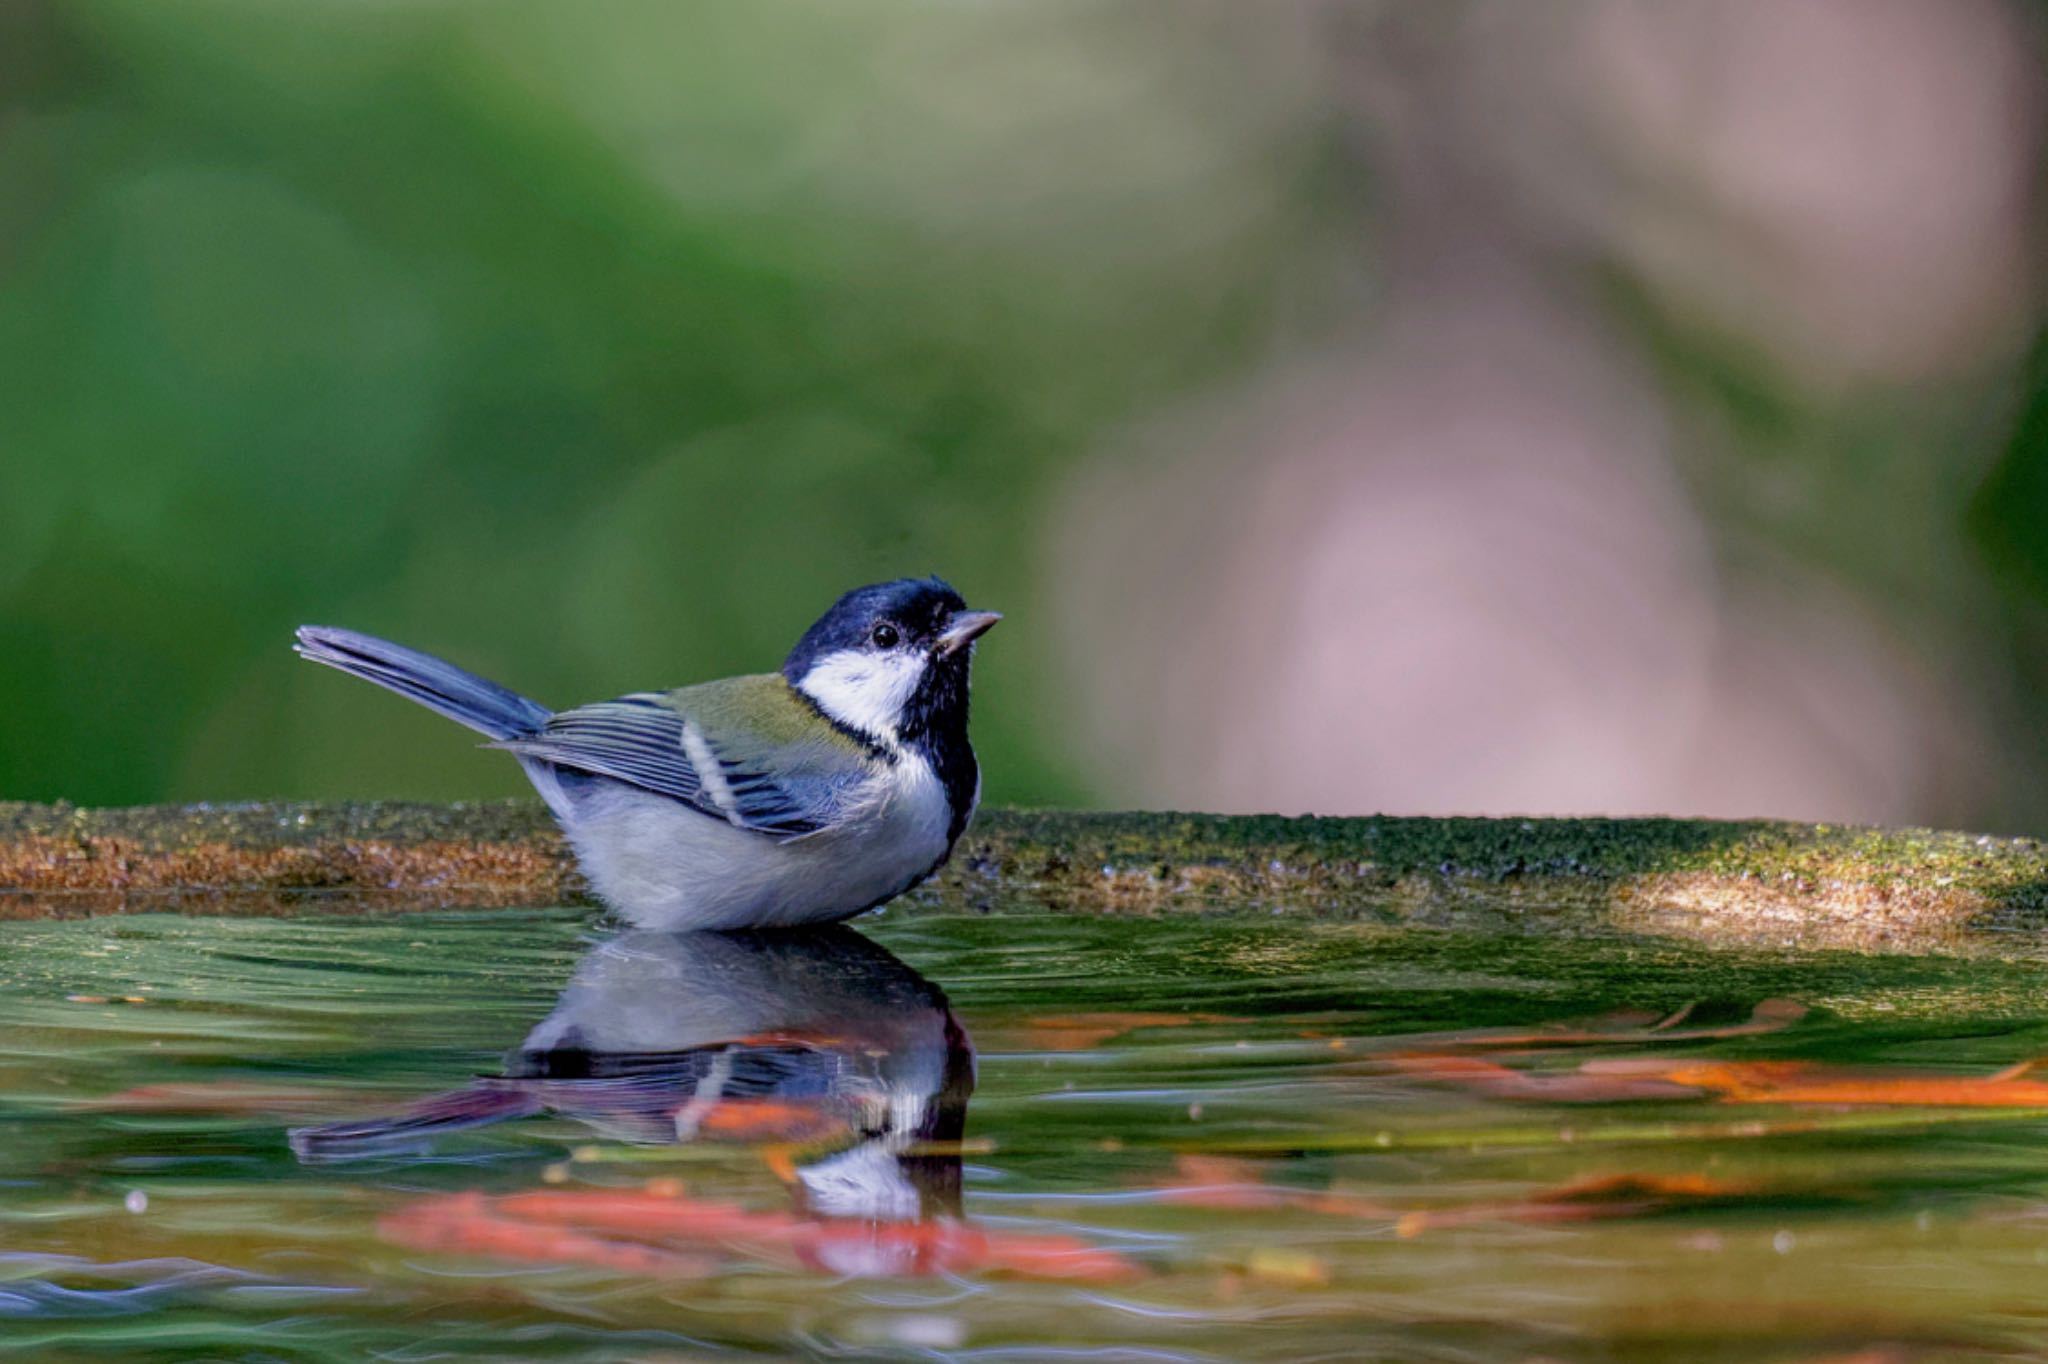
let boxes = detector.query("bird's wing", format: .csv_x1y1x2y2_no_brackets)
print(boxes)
496,695,704,803
491,675,878,839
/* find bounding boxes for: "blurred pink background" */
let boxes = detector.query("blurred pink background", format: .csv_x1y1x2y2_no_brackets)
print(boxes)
1050,0,2044,825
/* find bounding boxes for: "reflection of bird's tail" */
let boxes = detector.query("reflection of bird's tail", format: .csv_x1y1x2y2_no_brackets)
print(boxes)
289,1083,544,1163
293,627,552,740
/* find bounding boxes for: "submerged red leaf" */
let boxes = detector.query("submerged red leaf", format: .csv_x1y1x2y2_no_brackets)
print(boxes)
1153,1154,1758,1234
1379,1052,1705,1102
1394,1049,2048,1110
1395,1170,1765,1236
991,1012,1243,1052
1351,999,1809,1060
1606,1059,2048,1107
692,1097,850,1142
379,1187,1139,1283
380,1192,719,1277
86,1082,377,1117
1154,1154,1392,1217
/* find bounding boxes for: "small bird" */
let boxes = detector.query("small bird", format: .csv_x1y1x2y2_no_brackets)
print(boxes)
294,578,999,930
291,925,975,1227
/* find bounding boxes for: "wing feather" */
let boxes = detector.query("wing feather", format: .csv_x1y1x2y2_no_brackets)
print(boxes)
495,699,704,805
491,676,873,840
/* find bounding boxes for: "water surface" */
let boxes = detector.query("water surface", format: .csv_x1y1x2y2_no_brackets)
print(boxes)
7,902,2048,1360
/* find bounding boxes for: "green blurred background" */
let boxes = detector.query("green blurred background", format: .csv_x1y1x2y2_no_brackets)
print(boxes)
4,1,2048,831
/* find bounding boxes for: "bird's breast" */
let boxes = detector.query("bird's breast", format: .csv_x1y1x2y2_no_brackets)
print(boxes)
552,749,962,931
841,751,955,872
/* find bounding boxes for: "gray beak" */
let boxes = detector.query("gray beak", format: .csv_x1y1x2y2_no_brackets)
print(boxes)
936,610,1002,657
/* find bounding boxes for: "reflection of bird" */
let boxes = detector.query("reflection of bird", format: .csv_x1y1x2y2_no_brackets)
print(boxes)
295,578,999,930
291,926,975,1221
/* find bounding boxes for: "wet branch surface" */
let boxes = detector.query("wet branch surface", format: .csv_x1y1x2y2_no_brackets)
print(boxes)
1,800,2045,949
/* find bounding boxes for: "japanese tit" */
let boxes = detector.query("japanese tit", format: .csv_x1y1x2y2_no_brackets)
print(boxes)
294,578,1000,930
291,925,974,1225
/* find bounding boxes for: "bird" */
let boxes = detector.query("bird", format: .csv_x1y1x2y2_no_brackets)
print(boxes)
290,925,975,1225
293,577,1000,931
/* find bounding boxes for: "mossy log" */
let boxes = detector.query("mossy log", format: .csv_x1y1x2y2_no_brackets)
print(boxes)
2,800,2045,951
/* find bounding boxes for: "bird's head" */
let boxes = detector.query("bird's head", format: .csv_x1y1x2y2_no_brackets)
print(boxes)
783,578,1000,749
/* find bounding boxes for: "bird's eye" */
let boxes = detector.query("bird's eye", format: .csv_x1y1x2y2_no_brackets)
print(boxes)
870,622,901,649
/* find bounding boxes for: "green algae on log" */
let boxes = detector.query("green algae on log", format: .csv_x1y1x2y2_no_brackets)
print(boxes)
1,800,2045,949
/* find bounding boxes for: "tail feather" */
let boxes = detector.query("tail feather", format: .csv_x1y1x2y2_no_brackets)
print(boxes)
289,1083,545,1163
294,626,551,741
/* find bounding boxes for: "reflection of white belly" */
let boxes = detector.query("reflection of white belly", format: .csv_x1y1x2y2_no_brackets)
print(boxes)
548,755,957,930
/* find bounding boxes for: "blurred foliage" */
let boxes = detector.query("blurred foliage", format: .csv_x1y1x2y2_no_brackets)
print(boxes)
0,0,1349,805
1974,332,2048,602
4,0,2047,828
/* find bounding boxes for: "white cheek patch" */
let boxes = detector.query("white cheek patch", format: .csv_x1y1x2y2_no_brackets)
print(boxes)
797,649,928,745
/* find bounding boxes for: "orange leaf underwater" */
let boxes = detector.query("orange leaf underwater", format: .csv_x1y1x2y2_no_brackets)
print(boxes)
1349,999,1809,1059
381,1192,720,1277
991,1011,1244,1052
1152,1155,1759,1233
1378,1053,1706,1103
1389,1051,2048,1109
85,1081,385,1117
379,1187,1140,1283
1591,1058,2048,1107
1393,1170,1764,1236
1155,1154,1392,1217
690,1097,850,1143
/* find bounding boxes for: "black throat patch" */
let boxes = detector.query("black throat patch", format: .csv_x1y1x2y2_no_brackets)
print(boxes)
897,652,979,847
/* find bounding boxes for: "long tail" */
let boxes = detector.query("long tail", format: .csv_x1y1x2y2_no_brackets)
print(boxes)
294,626,552,741
289,1083,545,1163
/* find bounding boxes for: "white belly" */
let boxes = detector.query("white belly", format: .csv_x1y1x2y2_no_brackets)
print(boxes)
541,756,958,930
